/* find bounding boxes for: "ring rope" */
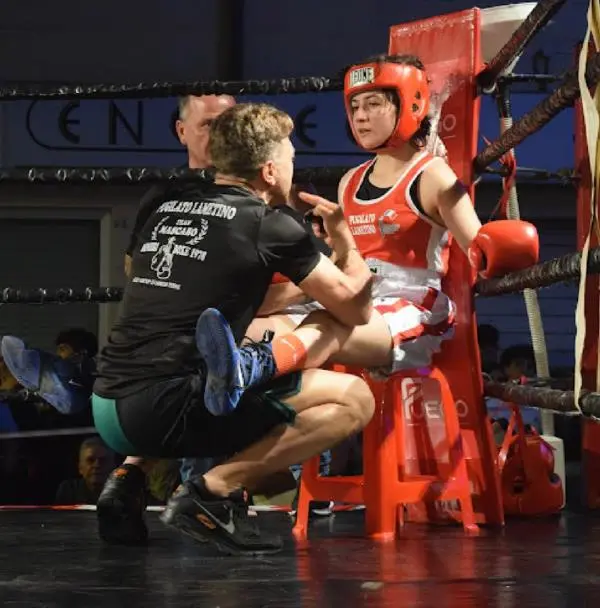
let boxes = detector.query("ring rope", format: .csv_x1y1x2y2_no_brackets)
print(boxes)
474,51,600,172
497,86,554,433
0,166,350,186
477,0,568,91
575,0,600,410
484,379,600,419
0,426,96,440
0,287,124,304
0,244,598,304
0,76,344,101
475,245,600,297
0,165,574,186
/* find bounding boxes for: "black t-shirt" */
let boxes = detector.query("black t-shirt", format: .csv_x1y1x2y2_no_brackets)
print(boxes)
126,170,214,256
126,184,169,257
272,205,331,257
94,182,322,398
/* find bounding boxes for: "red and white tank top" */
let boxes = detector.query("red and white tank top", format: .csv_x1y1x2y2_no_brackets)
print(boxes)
341,151,451,293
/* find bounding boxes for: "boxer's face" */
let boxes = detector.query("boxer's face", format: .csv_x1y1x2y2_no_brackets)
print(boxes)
262,137,295,205
176,95,235,169
349,91,397,149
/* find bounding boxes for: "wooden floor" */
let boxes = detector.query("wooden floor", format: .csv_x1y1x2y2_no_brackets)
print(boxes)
1,508,599,607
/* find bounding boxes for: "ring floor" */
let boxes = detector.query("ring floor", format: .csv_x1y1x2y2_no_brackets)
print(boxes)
1,508,599,607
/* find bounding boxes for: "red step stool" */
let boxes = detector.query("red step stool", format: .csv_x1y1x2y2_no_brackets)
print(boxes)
293,366,479,540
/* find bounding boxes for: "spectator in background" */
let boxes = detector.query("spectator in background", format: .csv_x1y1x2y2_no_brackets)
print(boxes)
487,343,541,439
500,344,536,381
55,437,114,505
55,327,98,360
477,323,501,376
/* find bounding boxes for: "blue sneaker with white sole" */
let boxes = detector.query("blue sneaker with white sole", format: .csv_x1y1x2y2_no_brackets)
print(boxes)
1,335,92,414
195,308,277,416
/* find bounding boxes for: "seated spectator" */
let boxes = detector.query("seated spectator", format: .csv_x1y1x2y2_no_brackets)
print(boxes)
55,437,114,505
500,344,536,381
55,327,98,361
477,323,501,377
486,343,541,437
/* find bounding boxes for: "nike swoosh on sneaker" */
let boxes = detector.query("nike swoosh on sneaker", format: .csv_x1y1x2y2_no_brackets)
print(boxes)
219,515,236,535
191,495,237,535
68,379,84,388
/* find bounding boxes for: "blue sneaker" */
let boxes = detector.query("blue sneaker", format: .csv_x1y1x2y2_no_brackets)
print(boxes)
195,308,277,416
1,335,92,414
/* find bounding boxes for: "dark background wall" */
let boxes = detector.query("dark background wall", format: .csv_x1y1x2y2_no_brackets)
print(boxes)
0,0,589,83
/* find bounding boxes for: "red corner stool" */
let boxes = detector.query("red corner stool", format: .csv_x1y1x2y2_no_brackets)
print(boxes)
293,365,479,540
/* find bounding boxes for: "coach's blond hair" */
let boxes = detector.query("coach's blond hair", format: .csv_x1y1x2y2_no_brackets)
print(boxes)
209,103,294,179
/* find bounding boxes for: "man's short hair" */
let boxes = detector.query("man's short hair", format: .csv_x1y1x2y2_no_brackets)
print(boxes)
178,96,192,120
208,103,294,180
79,436,109,455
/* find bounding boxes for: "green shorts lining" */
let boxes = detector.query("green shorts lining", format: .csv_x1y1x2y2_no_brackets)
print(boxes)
92,393,138,455
251,371,302,424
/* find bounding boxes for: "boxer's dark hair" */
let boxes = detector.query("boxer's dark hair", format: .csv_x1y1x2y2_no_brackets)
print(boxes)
342,53,432,149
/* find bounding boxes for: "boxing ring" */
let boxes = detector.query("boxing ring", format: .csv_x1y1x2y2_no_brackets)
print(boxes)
2,0,600,604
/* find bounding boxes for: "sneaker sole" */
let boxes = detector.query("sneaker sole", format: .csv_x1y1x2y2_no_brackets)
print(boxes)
97,498,148,546
163,513,282,557
1,336,41,391
1,336,85,414
195,309,239,416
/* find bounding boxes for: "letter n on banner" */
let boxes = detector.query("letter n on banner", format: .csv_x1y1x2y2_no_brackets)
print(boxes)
387,8,504,526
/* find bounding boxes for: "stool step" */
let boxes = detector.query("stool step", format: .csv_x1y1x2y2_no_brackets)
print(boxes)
388,475,471,505
301,475,364,505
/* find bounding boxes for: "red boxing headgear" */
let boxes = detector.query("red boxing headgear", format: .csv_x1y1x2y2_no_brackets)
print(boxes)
344,61,430,150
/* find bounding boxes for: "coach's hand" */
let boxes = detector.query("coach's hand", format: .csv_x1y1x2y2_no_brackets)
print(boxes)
299,192,351,249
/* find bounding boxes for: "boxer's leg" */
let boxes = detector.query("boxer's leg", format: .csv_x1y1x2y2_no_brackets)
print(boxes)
197,291,454,414
244,314,299,343
196,307,390,415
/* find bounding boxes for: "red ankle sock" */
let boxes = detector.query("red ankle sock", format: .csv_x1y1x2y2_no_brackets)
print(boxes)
271,334,308,377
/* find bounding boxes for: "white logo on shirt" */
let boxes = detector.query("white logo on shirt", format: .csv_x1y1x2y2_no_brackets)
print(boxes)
135,216,210,290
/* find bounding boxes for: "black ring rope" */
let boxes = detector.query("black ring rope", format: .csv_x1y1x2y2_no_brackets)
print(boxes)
474,51,600,172
0,166,350,187
484,380,600,419
475,246,600,297
477,0,568,91
0,76,344,101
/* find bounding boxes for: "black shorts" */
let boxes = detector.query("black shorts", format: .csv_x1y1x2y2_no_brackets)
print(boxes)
91,371,301,458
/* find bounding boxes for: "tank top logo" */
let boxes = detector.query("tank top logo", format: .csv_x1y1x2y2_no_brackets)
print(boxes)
348,212,377,236
378,209,401,235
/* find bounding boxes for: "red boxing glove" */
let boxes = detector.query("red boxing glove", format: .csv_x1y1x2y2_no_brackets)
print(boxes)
468,220,539,279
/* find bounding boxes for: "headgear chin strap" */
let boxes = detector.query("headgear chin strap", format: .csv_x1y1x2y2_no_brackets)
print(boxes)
344,61,430,151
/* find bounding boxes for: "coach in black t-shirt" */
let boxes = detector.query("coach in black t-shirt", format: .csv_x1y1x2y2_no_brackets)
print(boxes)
92,102,374,556
112,95,237,540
